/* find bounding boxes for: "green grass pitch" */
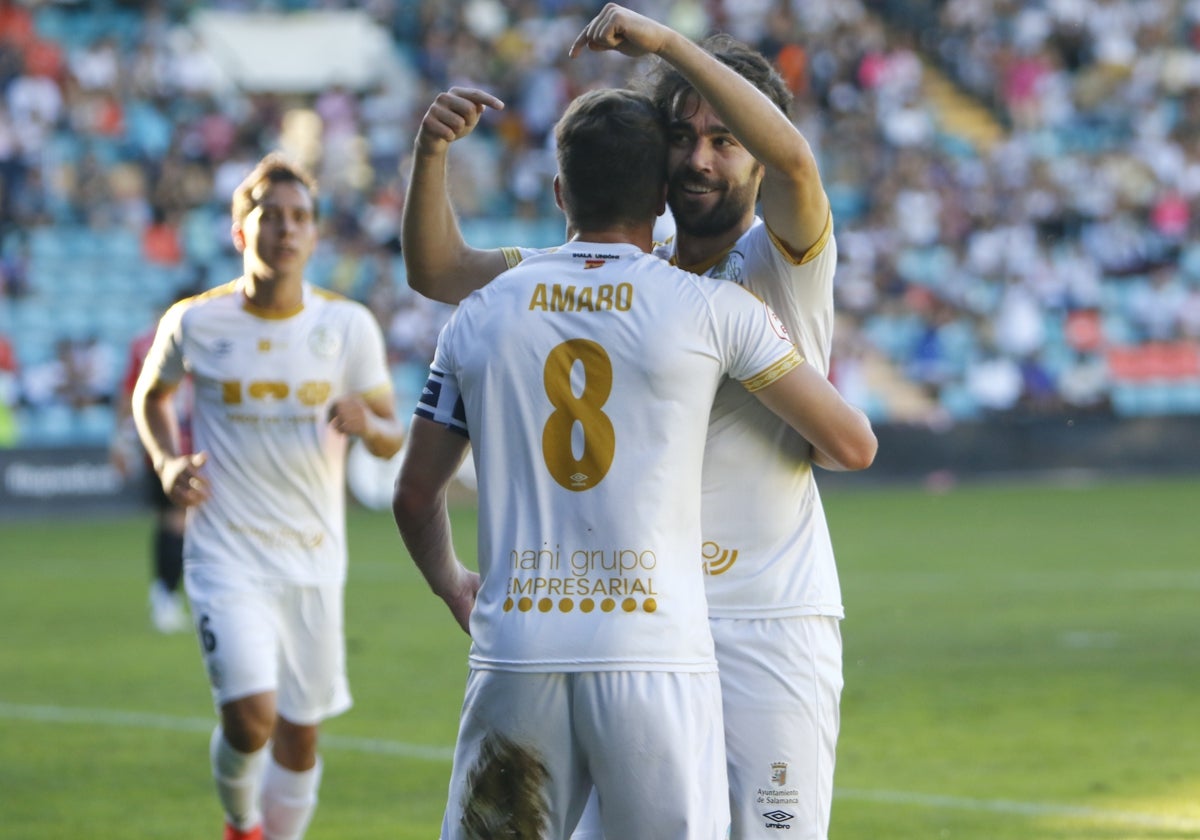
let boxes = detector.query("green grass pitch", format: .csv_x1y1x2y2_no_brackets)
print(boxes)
2,476,1198,839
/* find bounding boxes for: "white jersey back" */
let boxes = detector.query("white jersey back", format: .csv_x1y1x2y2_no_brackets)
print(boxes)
143,281,393,584
424,241,802,672
656,216,840,618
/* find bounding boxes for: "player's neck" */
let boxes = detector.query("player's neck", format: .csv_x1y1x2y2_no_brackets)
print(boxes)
239,272,304,315
674,222,749,270
569,226,653,253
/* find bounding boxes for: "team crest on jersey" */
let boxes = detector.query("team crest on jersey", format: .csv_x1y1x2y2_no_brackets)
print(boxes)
765,303,790,341
771,762,788,786
308,326,341,358
710,249,746,286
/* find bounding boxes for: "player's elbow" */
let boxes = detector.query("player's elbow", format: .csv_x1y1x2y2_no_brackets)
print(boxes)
403,266,440,300
820,413,877,472
391,469,443,530
837,423,878,471
840,434,877,472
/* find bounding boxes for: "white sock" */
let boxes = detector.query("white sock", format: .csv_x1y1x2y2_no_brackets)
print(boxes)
210,726,268,830
261,754,323,840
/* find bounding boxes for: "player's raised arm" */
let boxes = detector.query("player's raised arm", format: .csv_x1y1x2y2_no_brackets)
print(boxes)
570,3,828,257
402,87,515,304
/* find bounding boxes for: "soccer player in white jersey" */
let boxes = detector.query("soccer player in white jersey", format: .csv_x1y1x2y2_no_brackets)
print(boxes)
402,6,847,839
131,153,406,840
393,86,874,840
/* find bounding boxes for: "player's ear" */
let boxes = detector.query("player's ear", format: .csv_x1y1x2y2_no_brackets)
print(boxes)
230,223,245,253
553,174,564,213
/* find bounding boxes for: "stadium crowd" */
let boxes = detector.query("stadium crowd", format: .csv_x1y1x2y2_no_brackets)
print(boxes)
1,0,1199,446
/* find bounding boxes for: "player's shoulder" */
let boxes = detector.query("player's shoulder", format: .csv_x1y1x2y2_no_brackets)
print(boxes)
167,280,239,323
650,236,674,262
759,211,836,266
501,244,559,269
308,284,377,320
309,284,360,307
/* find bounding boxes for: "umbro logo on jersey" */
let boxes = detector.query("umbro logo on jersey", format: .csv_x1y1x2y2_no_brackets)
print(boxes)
762,810,794,828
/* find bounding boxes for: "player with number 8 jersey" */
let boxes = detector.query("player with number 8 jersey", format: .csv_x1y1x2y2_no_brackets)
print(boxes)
394,87,874,839
418,240,801,672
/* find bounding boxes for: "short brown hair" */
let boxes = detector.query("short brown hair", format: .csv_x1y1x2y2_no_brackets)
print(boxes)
230,152,319,224
554,88,667,232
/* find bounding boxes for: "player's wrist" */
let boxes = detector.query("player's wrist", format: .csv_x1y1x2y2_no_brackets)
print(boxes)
150,452,170,476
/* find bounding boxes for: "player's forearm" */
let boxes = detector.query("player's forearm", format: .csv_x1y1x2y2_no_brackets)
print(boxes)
809,404,877,472
755,363,877,472
655,31,813,181
393,490,462,598
131,387,181,476
402,149,472,304
359,414,407,460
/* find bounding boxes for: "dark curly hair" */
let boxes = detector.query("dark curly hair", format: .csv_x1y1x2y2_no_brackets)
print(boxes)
641,33,793,122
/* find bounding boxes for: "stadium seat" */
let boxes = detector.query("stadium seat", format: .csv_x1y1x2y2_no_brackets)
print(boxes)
74,403,116,444
939,382,982,420
20,404,76,447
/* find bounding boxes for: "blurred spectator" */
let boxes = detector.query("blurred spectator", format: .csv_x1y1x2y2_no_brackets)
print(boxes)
142,207,185,266
0,330,17,446
0,0,1197,435
0,229,29,298
1128,265,1187,342
22,336,116,411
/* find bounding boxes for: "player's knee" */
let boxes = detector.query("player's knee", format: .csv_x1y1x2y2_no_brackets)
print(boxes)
272,716,319,771
221,693,276,752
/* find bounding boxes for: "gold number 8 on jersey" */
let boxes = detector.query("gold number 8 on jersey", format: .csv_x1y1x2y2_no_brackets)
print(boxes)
542,339,615,492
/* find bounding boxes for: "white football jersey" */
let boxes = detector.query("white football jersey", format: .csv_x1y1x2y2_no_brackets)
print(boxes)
143,281,393,584
656,215,842,618
420,241,803,673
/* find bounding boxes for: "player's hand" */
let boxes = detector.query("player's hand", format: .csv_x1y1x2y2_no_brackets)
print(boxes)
414,87,505,156
569,3,671,60
328,395,374,439
443,568,481,636
161,452,209,508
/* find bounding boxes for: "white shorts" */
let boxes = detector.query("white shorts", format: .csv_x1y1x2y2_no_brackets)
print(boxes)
184,565,352,725
712,615,842,840
441,669,729,840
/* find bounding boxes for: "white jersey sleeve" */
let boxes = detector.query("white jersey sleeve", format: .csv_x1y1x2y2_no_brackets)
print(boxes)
147,298,190,386
342,300,394,399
